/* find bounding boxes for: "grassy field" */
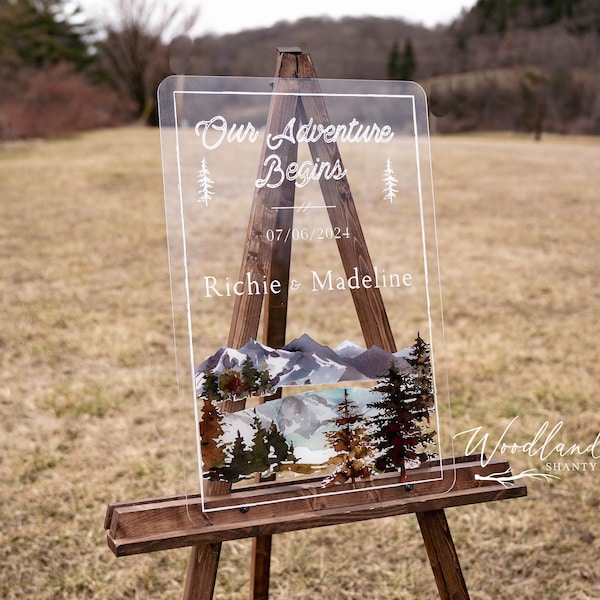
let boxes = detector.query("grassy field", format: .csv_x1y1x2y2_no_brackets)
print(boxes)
1,127,599,599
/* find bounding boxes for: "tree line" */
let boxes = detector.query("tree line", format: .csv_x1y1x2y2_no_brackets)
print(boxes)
2,0,598,140
0,0,198,138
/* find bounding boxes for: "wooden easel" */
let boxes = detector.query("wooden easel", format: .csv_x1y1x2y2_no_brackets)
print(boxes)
105,48,527,599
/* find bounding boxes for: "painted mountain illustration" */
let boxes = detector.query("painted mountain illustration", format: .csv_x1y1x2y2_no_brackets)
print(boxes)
198,333,438,487
195,333,411,393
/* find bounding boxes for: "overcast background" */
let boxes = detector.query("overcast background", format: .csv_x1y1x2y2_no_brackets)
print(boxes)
78,0,479,35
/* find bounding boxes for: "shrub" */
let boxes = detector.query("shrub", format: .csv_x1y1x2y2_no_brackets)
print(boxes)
0,63,135,140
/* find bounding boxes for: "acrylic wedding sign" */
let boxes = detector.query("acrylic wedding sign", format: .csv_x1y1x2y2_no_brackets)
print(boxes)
158,73,455,517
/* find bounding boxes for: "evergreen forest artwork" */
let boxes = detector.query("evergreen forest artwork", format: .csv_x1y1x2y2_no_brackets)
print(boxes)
197,333,437,487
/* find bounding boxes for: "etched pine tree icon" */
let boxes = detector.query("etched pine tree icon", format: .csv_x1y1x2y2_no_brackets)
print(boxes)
383,157,398,203
197,156,214,205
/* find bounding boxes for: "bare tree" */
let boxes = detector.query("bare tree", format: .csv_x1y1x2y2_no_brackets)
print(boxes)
96,0,199,123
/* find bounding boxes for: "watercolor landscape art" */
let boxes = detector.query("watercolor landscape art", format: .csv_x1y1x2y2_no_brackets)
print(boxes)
196,333,437,488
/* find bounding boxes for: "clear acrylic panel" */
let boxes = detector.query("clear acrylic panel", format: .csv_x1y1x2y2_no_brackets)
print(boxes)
158,75,455,519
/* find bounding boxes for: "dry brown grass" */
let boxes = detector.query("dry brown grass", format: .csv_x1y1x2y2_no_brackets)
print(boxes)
1,127,599,599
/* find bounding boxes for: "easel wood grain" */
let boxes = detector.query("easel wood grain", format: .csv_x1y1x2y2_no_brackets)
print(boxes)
107,458,525,557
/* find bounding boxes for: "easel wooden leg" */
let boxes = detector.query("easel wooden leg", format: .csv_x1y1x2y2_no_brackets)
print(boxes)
183,543,221,600
417,510,470,600
184,536,272,599
250,535,272,600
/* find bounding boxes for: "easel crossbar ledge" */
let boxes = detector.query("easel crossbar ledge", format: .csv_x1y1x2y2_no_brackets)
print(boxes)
106,458,526,557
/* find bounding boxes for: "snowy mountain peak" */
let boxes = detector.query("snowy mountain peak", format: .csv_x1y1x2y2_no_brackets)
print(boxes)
284,333,329,354
238,338,279,358
196,334,416,392
333,339,366,359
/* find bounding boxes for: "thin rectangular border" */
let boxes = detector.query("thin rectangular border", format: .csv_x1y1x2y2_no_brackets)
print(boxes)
169,87,448,513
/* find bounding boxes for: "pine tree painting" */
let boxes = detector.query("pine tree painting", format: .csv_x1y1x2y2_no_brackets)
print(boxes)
199,397,228,477
383,157,398,203
368,334,436,481
197,156,214,206
248,411,272,475
241,356,260,396
213,415,296,483
198,367,227,479
245,413,297,478
266,421,296,471
228,430,253,482
405,333,436,430
323,389,376,487
219,369,245,400
200,367,222,401
198,355,273,404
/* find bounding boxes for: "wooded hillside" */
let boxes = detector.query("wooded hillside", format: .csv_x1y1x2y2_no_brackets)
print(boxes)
184,0,600,135
1,0,598,138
